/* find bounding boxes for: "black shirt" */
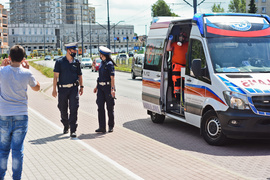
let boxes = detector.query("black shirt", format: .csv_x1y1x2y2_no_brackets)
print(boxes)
98,59,115,82
53,56,82,84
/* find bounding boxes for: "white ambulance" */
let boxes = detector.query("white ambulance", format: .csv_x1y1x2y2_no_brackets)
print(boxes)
142,13,270,145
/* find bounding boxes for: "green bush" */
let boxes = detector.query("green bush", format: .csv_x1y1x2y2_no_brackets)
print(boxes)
1,54,8,59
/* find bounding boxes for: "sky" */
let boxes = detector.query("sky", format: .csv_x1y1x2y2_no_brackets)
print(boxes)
1,0,230,36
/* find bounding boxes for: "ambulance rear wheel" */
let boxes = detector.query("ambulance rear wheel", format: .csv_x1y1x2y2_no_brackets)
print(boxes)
201,110,227,146
150,112,165,124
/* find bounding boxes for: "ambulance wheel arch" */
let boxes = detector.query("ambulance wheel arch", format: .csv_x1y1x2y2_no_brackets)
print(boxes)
201,109,228,146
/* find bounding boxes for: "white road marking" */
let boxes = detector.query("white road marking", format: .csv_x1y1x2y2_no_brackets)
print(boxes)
29,107,144,180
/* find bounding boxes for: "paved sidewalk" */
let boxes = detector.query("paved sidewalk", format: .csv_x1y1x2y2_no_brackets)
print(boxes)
4,108,139,180
4,66,141,180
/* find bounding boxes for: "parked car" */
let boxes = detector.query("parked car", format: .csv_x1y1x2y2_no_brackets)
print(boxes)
131,54,144,79
81,57,93,69
53,56,62,61
128,52,134,57
116,54,127,63
92,58,102,72
44,55,51,60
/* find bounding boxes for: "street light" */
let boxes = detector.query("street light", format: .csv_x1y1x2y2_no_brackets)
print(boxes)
112,21,124,53
96,21,124,53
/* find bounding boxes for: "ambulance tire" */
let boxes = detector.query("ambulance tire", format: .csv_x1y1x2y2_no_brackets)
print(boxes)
150,112,165,124
201,110,227,146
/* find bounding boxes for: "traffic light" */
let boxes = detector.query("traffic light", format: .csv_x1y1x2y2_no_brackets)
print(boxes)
126,36,129,40
117,37,120,43
136,36,138,40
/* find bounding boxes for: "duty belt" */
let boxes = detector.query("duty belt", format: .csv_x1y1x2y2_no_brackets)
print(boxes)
58,82,78,88
99,82,110,86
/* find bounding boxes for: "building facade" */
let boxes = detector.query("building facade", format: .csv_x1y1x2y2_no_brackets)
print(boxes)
247,0,270,15
8,23,60,55
0,4,8,55
8,23,135,55
9,0,94,25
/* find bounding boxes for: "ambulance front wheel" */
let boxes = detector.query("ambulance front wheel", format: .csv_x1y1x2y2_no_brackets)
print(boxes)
150,112,165,124
201,110,227,146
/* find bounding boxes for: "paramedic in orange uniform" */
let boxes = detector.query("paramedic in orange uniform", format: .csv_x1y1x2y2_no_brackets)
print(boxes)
166,32,188,99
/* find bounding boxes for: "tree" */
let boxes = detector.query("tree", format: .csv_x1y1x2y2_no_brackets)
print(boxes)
240,0,246,12
248,0,257,13
212,3,225,12
228,0,246,13
151,0,178,17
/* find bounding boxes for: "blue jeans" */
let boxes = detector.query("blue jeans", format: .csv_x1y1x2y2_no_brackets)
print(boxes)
0,115,28,180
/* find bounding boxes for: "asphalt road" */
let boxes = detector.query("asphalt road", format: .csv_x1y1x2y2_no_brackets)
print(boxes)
35,59,142,101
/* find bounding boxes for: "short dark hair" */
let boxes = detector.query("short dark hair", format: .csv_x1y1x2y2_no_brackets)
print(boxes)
9,45,26,62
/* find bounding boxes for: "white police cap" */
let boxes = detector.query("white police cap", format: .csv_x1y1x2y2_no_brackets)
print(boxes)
99,46,111,55
65,42,78,49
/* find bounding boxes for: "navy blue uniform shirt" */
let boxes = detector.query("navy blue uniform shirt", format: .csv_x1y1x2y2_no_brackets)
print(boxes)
98,59,115,82
54,56,82,84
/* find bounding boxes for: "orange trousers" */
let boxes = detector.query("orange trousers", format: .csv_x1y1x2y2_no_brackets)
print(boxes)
172,63,184,97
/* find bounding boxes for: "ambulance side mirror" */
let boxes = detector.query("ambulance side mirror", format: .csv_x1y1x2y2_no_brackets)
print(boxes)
192,59,202,78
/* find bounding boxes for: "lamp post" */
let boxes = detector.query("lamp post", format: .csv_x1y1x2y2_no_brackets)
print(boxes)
88,7,92,57
127,36,129,53
81,6,84,57
107,0,110,49
113,24,116,53
44,24,46,56
76,15,78,42
193,0,197,14
98,34,100,48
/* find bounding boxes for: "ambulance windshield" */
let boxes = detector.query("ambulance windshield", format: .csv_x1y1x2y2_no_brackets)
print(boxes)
208,37,270,73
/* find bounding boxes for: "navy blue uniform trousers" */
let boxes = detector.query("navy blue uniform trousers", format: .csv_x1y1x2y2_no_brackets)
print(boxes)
58,86,79,133
96,85,115,130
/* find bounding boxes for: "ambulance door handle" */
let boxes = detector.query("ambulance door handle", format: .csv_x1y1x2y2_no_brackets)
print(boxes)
187,78,192,82
156,74,160,77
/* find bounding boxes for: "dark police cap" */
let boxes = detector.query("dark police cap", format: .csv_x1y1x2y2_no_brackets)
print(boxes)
99,46,111,55
65,42,78,50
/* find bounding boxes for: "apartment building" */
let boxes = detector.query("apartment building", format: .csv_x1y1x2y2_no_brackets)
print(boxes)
0,4,8,55
247,0,270,15
9,0,93,25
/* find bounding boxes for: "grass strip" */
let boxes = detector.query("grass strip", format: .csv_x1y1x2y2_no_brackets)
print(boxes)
28,60,54,78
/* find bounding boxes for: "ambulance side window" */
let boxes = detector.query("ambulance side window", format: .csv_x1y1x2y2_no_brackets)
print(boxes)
187,39,210,83
144,39,163,72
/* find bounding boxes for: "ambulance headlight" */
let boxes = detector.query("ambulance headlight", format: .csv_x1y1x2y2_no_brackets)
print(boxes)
223,91,250,110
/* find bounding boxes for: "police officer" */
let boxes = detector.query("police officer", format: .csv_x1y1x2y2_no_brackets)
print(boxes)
94,46,116,133
52,42,84,138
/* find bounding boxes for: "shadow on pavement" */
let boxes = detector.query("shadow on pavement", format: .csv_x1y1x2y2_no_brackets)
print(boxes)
123,118,270,156
28,133,70,145
78,133,107,140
